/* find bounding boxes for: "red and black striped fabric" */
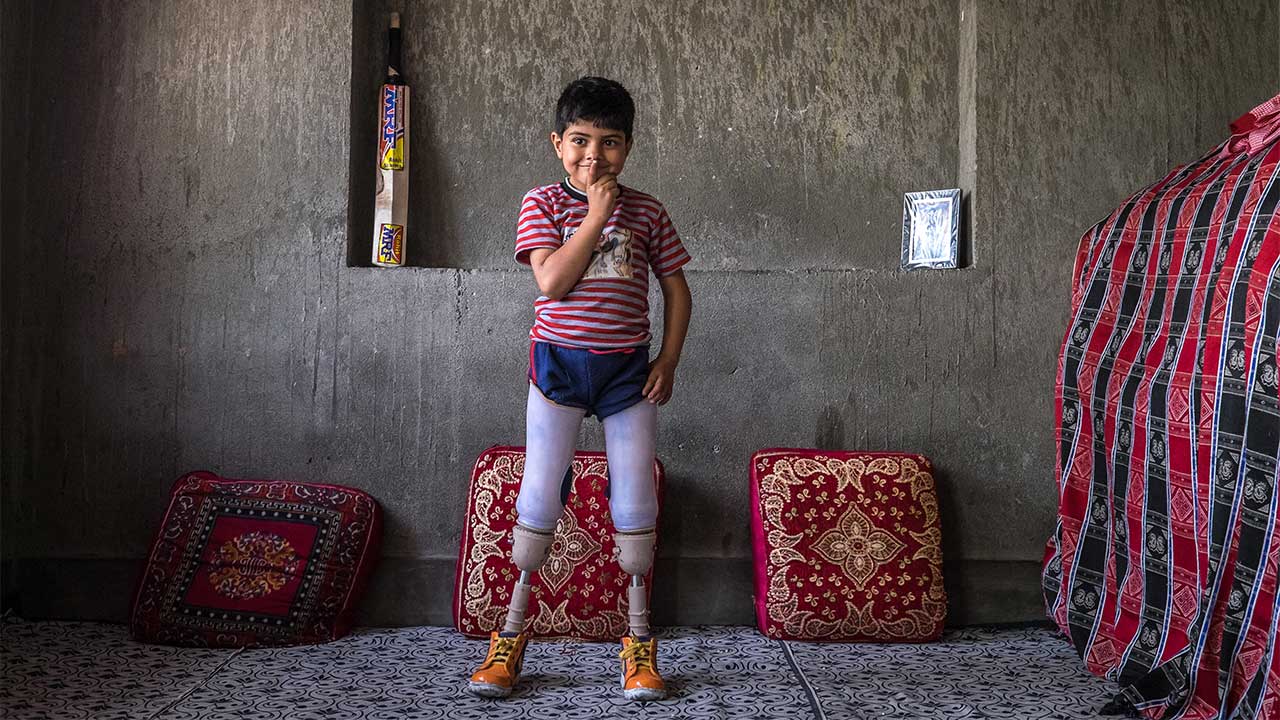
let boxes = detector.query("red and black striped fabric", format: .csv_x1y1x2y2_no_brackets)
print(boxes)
1044,93,1280,719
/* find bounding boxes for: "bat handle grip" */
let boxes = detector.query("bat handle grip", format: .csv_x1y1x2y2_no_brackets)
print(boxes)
386,13,403,81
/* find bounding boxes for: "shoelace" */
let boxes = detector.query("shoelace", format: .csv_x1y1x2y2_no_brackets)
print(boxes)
619,640,655,671
483,637,520,668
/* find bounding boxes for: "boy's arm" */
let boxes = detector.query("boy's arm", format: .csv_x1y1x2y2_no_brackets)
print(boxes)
643,269,692,405
529,171,618,300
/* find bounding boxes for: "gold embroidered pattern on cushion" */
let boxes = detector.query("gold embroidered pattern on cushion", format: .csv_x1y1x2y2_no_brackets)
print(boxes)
811,504,906,589
208,532,300,600
757,453,946,641
462,453,522,631
539,511,601,593
458,450,643,639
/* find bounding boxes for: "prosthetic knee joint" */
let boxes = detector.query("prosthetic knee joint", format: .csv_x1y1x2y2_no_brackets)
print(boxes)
502,523,555,635
512,523,554,573
614,529,656,638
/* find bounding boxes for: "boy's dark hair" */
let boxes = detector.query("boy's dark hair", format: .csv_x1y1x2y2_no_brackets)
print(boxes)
555,77,635,140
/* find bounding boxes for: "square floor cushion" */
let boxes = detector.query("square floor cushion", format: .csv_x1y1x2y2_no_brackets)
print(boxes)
751,449,946,642
130,471,382,647
454,446,664,640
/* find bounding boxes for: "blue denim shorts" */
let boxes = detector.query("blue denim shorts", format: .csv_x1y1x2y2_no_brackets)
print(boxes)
529,341,649,419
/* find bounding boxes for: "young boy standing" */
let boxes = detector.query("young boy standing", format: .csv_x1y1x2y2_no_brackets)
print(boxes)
467,77,692,701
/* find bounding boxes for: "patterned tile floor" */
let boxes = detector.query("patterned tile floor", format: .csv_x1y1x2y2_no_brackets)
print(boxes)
1,621,1116,719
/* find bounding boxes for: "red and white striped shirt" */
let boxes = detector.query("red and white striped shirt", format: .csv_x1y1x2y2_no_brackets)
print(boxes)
514,180,691,349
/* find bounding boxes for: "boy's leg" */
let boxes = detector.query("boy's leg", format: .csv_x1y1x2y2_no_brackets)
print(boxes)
601,397,659,538
602,397,658,637
602,399,665,701
507,382,585,632
516,382,585,530
469,383,584,698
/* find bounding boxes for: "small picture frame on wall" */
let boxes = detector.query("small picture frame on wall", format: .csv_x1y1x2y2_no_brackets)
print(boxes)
901,189,961,270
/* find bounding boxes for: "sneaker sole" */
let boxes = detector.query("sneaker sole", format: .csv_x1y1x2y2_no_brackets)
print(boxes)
620,674,666,702
623,686,666,701
468,681,514,698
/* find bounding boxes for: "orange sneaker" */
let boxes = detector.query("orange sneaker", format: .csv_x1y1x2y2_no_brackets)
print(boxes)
468,632,530,698
619,634,666,701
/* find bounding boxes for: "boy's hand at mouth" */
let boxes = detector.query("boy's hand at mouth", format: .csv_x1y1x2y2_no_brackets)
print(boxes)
585,166,618,220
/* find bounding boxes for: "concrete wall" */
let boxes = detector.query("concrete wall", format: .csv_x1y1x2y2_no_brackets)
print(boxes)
2,0,1276,626
2,0,35,611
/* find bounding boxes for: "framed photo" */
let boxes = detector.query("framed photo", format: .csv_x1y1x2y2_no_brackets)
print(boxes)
901,189,961,269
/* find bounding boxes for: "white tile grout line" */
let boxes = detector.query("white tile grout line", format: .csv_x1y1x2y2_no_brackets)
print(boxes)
144,647,245,720
778,640,829,720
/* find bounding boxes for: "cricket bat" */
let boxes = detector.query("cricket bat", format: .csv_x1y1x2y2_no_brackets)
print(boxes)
372,12,409,267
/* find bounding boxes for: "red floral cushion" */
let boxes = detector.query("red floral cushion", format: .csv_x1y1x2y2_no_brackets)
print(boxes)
453,446,664,640
750,449,946,642
130,471,382,647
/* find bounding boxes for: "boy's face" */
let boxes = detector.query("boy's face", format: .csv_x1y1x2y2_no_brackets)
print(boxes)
551,121,632,189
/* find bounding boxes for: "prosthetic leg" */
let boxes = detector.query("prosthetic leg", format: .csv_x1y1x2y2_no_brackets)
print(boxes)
615,529,664,701
467,523,554,698
603,399,665,701
468,384,583,699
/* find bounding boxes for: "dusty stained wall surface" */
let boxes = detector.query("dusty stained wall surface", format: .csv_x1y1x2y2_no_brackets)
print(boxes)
1,0,36,605
353,0,959,269
4,0,353,578
2,0,1277,624
973,0,1280,548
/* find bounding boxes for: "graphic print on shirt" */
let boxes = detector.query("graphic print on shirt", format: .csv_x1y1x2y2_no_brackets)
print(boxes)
567,226,633,280
514,182,692,349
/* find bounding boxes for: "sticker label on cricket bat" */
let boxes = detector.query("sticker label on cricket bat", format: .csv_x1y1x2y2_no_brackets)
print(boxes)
379,85,406,171
376,223,404,265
